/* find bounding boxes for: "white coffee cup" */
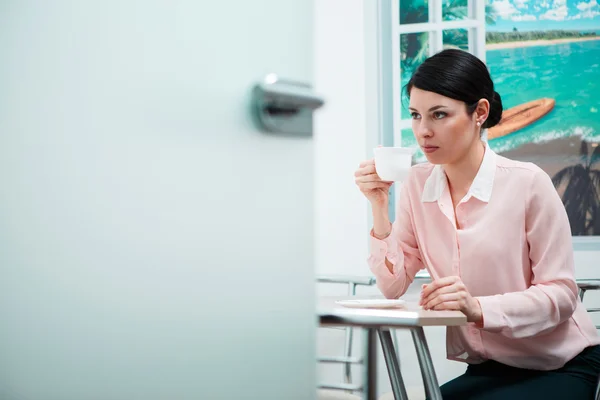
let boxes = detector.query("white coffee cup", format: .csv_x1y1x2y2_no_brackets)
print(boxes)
373,146,414,182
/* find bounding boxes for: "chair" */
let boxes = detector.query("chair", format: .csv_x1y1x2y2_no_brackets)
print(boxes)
317,275,377,400
576,279,600,400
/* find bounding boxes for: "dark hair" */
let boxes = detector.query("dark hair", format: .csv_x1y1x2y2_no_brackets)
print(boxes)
405,49,503,129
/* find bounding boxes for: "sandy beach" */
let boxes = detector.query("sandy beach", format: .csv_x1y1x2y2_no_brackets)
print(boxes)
486,36,600,50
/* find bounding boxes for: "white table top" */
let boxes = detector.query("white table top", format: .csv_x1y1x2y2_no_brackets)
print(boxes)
318,296,467,328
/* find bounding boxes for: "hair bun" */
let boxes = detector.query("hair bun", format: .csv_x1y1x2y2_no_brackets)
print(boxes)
484,91,503,129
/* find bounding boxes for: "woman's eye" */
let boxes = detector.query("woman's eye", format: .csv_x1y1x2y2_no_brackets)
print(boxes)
411,112,421,120
433,111,447,120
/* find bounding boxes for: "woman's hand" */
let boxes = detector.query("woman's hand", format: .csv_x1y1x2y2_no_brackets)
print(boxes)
354,159,393,207
420,276,483,324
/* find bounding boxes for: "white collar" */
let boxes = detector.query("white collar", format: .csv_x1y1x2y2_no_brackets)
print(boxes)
421,142,496,203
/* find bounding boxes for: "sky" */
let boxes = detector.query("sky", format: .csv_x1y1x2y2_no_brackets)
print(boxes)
487,0,600,31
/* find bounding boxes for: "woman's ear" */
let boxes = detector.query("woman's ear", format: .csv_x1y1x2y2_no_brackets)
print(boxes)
475,98,490,125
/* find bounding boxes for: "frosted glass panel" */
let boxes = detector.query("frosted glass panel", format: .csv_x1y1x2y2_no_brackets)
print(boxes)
0,1,316,399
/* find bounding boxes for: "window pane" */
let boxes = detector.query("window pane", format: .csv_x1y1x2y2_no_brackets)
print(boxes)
401,128,417,150
401,32,429,120
443,29,469,50
400,0,429,25
442,0,468,21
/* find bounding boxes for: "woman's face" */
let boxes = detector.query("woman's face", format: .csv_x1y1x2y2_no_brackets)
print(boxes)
408,87,481,165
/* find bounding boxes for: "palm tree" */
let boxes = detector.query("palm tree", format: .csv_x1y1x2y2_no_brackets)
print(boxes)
400,0,428,72
552,141,600,235
441,0,498,25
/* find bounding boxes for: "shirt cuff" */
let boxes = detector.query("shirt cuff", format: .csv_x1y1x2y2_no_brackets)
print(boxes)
475,295,505,332
370,227,399,267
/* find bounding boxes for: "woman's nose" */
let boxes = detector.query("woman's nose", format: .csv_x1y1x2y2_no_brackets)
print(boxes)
416,120,433,138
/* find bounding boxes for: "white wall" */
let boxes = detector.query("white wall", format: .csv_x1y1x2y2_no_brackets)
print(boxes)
314,1,600,398
314,0,372,278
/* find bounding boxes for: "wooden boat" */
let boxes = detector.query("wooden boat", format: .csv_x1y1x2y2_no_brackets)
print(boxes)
487,98,555,140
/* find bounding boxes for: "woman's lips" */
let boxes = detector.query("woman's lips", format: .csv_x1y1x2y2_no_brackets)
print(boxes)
421,146,439,154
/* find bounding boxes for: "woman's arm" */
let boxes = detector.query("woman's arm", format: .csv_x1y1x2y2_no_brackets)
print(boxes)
475,168,578,339
368,174,425,299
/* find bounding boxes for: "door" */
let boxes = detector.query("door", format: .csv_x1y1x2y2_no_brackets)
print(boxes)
0,2,315,399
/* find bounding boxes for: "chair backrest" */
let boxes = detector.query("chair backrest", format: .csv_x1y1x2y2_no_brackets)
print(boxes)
316,275,376,393
577,279,600,329
576,280,600,400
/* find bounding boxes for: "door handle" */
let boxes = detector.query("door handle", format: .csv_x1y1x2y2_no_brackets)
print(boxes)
252,73,325,136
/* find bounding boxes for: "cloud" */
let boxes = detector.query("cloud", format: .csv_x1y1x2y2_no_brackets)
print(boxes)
514,0,529,9
540,5,568,20
571,0,600,18
534,5,541,11
540,0,550,8
512,13,537,21
492,0,519,18
552,0,567,6
576,0,598,11
580,9,600,17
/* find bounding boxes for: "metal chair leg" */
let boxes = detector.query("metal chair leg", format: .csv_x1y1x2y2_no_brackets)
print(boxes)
344,282,358,384
344,327,354,384
378,329,409,400
411,327,442,400
363,328,377,400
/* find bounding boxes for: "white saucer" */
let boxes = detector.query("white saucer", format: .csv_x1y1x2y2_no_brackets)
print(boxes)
335,299,406,309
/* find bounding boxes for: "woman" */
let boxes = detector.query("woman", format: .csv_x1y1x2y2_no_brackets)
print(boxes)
355,48,600,399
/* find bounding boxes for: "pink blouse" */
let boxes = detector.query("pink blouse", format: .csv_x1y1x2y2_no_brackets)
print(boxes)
368,144,600,370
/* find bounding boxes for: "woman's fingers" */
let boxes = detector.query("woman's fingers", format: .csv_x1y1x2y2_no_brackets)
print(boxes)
355,164,376,177
359,159,375,168
420,284,462,306
431,301,461,311
355,173,384,183
355,173,392,189
420,276,460,299
423,292,463,310
359,182,392,190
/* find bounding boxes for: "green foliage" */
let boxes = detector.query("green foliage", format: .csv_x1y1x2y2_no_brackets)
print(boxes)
400,0,497,72
486,30,599,44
